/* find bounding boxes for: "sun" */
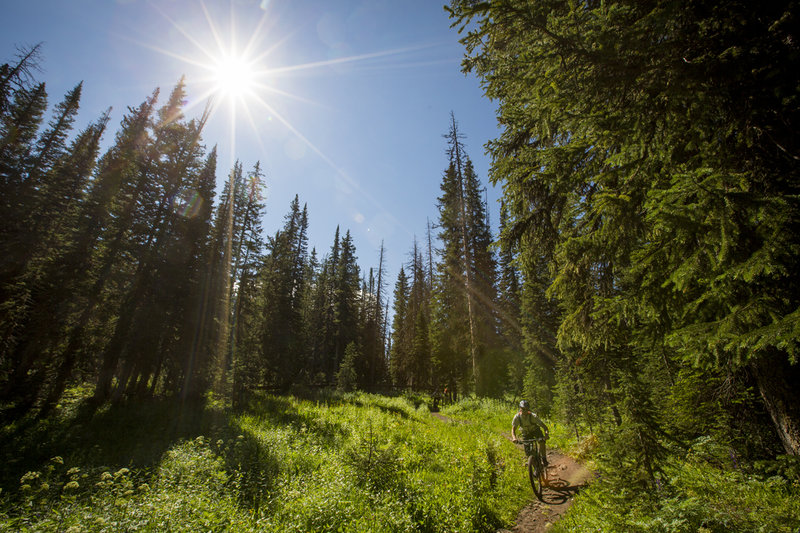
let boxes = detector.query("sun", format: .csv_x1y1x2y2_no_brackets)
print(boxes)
147,0,427,173
210,51,258,101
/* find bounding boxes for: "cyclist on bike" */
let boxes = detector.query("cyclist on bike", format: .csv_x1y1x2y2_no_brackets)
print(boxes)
512,400,550,466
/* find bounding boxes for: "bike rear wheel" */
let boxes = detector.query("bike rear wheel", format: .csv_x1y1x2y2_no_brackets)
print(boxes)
527,454,543,500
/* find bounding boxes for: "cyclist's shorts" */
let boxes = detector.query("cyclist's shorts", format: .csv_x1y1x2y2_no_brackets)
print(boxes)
524,441,538,456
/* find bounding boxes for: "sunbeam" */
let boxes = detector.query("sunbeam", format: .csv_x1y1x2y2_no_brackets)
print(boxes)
141,0,438,238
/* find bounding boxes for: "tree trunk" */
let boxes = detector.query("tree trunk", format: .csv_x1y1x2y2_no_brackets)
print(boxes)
451,116,479,393
750,351,800,455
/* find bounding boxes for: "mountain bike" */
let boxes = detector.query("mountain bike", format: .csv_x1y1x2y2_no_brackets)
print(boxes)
521,437,548,500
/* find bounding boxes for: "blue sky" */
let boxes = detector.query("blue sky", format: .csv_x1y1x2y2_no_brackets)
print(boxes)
1,0,500,285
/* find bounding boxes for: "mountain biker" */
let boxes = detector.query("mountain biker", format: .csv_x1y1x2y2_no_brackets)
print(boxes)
512,400,550,467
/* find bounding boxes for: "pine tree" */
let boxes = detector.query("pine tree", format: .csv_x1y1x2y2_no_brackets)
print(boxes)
0,82,48,278
431,114,498,395
28,113,111,413
359,241,389,391
497,202,521,346
94,80,210,403
332,230,361,375
411,307,431,390
303,247,329,384
226,162,266,404
0,44,42,117
337,342,361,392
257,195,308,392
390,266,410,388
1,90,158,410
369,242,389,389
21,83,83,210
323,227,342,378
449,0,800,456
168,146,217,400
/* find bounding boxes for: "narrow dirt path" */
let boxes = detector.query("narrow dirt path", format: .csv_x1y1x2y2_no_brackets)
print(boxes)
430,411,592,532
498,449,592,533
430,412,452,423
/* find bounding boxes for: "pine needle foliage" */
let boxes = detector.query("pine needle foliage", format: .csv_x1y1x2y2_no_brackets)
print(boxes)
448,0,800,457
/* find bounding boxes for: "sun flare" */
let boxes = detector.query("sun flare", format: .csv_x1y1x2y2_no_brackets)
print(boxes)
210,52,258,101
148,0,430,174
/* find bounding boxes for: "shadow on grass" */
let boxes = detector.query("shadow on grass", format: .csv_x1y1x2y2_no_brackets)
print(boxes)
351,398,411,419
240,394,347,448
0,395,227,494
0,389,369,511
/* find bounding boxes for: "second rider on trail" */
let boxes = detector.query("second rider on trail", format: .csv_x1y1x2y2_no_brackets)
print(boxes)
512,400,550,467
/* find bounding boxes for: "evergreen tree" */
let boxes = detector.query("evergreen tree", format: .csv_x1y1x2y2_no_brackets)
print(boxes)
304,247,330,384
27,113,112,413
21,83,83,208
321,227,342,379
258,195,308,392
390,266,410,388
0,82,47,277
94,79,210,403
226,162,266,404
1,90,159,411
175,146,217,400
370,242,389,389
449,0,800,458
431,114,498,395
0,44,42,117
336,342,361,392
332,230,361,375
408,240,431,390
411,307,431,390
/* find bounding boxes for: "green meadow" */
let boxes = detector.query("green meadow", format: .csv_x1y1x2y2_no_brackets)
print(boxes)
2,392,798,532
1,392,545,532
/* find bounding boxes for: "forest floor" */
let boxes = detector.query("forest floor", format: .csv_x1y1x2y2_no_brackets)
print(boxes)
431,411,592,533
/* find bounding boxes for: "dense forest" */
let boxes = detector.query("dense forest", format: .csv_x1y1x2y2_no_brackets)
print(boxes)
447,0,800,460
1,0,799,530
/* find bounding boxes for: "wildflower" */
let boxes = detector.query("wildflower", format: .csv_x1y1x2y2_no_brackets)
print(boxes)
20,471,40,483
40,482,50,491
67,467,81,476
64,481,80,490
101,472,113,481
114,468,130,477
51,456,64,465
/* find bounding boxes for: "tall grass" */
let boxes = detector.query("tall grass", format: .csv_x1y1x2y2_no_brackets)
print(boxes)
0,391,541,532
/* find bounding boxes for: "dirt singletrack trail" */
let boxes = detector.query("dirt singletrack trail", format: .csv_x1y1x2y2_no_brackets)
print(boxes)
498,449,592,533
430,411,591,532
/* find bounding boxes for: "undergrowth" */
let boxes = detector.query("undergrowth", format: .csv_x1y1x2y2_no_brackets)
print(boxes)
554,436,800,532
8,390,794,531
0,390,538,532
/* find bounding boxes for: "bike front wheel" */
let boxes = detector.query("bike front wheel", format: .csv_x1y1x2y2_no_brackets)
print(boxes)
527,454,543,500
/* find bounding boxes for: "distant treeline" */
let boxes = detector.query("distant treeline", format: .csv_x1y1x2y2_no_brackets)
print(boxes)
0,45,526,422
